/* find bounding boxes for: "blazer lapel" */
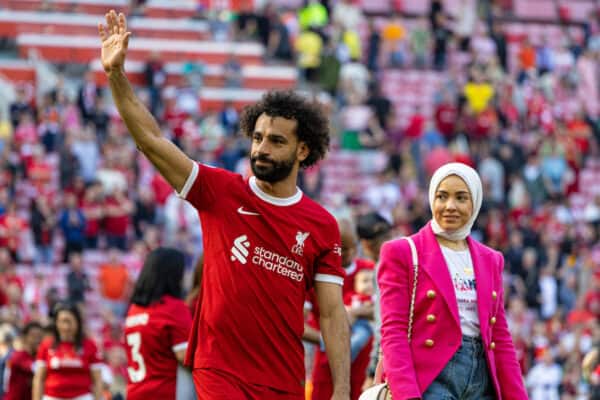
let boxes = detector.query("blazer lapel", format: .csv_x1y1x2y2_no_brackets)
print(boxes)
468,238,491,335
418,225,460,328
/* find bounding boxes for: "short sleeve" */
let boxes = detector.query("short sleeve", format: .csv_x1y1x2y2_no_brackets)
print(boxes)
35,338,50,369
176,162,241,212
85,339,103,370
168,301,193,353
314,218,344,286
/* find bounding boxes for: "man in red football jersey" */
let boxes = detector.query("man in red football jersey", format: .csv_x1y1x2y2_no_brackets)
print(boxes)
124,248,192,399
4,322,44,400
99,10,350,400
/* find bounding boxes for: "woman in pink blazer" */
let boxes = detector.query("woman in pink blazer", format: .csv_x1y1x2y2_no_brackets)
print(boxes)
378,163,528,400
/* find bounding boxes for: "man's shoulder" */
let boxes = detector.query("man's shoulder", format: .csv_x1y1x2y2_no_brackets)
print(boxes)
198,163,242,180
298,196,338,229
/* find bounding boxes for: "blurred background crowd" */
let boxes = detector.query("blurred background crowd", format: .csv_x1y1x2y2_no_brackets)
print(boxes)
0,0,599,399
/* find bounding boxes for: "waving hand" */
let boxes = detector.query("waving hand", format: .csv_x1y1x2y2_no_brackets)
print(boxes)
98,10,131,75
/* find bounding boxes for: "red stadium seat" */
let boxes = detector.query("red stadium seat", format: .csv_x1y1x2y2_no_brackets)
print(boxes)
0,59,35,83
0,0,130,14
16,34,265,64
143,0,198,19
198,87,265,112
89,59,297,89
0,11,210,41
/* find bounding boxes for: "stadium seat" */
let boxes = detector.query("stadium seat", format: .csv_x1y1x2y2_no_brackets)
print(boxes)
16,34,265,64
0,59,35,83
0,10,210,40
0,0,130,14
89,59,297,89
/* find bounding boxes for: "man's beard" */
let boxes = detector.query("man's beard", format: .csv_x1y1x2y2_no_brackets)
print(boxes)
250,153,296,183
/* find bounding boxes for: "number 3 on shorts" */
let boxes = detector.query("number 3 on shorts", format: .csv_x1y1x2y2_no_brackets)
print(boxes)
127,332,146,382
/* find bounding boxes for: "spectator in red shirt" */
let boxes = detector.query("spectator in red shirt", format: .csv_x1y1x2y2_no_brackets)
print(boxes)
32,302,104,400
404,105,426,139
434,91,458,139
82,182,104,249
0,202,28,261
4,322,44,400
104,189,134,251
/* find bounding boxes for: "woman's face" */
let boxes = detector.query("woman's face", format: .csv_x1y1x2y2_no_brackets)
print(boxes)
433,175,473,232
56,310,78,342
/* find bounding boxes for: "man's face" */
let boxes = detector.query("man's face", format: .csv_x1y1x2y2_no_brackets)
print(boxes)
250,113,307,183
25,327,43,353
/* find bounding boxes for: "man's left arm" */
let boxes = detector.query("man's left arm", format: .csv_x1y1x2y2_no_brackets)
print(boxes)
316,281,350,399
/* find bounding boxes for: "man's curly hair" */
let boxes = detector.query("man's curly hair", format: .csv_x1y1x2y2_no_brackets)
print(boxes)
239,90,330,168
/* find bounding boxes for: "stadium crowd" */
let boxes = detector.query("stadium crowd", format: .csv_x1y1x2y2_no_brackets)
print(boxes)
0,0,599,399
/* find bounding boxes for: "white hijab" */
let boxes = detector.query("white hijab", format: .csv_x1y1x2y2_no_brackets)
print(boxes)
428,162,483,241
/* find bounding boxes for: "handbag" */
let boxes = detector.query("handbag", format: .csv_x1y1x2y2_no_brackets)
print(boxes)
359,237,419,400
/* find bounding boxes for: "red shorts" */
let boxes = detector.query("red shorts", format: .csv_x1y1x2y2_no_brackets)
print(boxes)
192,368,303,400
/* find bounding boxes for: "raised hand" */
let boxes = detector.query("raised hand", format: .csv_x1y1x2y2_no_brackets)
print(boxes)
98,10,131,75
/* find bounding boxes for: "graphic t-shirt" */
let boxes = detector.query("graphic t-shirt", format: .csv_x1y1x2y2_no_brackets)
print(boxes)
36,337,103,398
181,163,344,394
440,246,480,337
125,295,192,400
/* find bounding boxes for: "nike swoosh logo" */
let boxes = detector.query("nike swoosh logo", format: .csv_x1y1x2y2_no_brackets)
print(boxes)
237,207,260,216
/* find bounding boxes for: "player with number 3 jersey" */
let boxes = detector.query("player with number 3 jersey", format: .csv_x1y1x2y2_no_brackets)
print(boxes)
124,248,192,399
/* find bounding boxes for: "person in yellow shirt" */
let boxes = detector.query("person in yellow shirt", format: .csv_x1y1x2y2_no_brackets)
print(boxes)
295,28,323,83
463,68,495,114
298,0,328,31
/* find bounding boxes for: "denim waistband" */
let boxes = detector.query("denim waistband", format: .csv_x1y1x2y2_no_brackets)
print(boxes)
461,335,482,343
460,335,485,356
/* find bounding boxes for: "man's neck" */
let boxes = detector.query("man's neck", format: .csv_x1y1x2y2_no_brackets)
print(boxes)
255,177,298,198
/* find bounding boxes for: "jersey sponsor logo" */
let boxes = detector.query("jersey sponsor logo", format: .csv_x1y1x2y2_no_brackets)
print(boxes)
253,246,304,282
230,234,304,282
291,231,310,255
237,206,260,216
230,235,251,264
49,356,83,369
125,313,149,328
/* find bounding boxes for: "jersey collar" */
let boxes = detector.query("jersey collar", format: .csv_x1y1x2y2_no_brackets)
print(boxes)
249,176,303,206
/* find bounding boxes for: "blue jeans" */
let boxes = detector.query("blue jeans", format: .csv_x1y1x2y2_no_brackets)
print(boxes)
320,318,372,362
350,318,372,362
423,336,495,400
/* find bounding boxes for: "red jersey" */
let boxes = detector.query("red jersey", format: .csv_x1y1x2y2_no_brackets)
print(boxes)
434,103,457,137
36,337,102,398
4,350,35,400
125,295,192,400
104,196,130,236
0,214,27,252
181,163,344,395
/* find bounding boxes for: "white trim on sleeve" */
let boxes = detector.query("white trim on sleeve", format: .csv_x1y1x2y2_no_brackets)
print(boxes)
315,273,344,286
176,162,199,199
35,360,46,370
172,342,188,352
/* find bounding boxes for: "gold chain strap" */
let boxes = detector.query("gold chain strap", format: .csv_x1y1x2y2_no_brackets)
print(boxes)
405,237,418,343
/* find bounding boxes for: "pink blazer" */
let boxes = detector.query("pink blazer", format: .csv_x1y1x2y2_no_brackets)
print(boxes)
378,223,528,400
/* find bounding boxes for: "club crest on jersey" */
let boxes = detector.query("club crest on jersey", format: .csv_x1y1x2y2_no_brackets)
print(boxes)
292,231,310,256
333,243,342,256
231,234,250,264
